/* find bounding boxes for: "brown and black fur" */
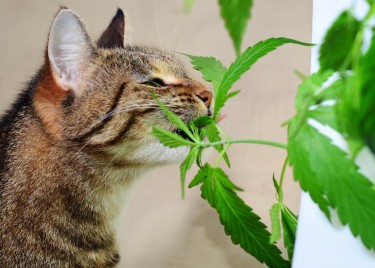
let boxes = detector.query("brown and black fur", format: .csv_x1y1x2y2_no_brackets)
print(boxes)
0,8,212,267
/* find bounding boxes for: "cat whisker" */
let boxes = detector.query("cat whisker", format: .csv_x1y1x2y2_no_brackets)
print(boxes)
97,100,161,120
72,140,91,160
71,104,159,158
154,0,164,53
103,147,127,171
71,99,189,157
172,31,183,56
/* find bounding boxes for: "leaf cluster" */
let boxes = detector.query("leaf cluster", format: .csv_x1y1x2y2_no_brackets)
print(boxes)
189,164,290,268
153,0,375,267
152,0,375,266
287,5,375,250
153,34,310,267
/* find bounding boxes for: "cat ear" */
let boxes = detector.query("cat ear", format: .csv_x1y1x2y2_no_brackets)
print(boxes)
97,8,125,49
48,8,95,93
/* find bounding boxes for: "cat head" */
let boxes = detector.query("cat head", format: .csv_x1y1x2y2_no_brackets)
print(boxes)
33,8,212,168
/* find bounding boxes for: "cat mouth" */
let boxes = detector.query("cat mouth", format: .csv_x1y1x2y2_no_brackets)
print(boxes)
171,113,227,143
172,125,205,142
170,111,227,143
172,128,194,142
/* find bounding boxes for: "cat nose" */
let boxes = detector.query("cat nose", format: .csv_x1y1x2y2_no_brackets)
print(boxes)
195,89,213,107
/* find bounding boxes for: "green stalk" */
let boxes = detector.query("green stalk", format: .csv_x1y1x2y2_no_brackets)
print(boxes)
215,143,231,167
203,139,287,150
278,156,289,202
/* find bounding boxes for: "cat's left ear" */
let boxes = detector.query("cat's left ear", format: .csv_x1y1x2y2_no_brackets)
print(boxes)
97,8,125,49
48,8,95,93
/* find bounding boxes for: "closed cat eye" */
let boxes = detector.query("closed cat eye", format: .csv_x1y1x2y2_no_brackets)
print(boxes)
141,78,166,87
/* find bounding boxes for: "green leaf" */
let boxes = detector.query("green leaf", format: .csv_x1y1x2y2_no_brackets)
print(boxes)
295,71,334,113
288,119,375,250
288,120,331,217
184,54,227,94
199,165,216,207
188,163,210,188
188,116,214,128
205,123,230,167
319,10,361,71
214,167,243,191
356,31,375,154
280,205,297,260
272,174,281,194
152,93,196,142
180,146,199,198
218,0,253,55
269,203,281,244
152,127,195,148
309,105,338,130
335,75,364,154
195,164,289,268
183,0,195,14
215,38,313,116
290,71,335,139
225,89,241,102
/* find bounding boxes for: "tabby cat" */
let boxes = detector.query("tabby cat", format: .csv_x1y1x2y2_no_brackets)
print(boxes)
0,8,212,267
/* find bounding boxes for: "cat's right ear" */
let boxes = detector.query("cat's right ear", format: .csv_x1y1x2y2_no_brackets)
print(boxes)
97,8,125,49
48,9,95,94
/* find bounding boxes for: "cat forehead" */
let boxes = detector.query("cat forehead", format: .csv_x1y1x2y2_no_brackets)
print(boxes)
99,46,187,78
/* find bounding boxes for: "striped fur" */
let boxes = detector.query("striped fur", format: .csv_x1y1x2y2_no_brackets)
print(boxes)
0,8,212,267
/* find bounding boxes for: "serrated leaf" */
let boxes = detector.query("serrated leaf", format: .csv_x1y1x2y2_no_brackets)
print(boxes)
272,174,281,194
215,38,313,116
152,127,195,148
152,93,196,142
280,205,297,260
200,165,216,207
319,10,360,71
188,163,209,188
288,121,331,217
205,123,230,167
218,0,253,55
290,71,335,138
309,105,338,130
214,167,243,191
317,76,345,103
356,31,375,154
288,119,375,250
225,89,241,102
189,116,214,128
295,71,333,112
180,146,199,198
196,165,289,268
184,54,227,94
335,72,364,144
269,203,281,244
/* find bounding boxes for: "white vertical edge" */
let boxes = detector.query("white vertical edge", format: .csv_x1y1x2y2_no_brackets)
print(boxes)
292,1,375,267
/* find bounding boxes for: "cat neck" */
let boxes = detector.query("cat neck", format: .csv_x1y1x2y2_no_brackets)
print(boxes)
2,109,140,230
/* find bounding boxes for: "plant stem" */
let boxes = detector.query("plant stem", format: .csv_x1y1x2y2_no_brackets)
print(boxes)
215,143,231,167
203,139,287,150
216,125,231,140
278,156,289,202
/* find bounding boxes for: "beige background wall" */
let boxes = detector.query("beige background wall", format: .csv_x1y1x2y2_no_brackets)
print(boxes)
0,1,311,267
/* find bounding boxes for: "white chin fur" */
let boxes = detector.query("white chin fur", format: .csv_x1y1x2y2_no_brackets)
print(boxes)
130,141,189,165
